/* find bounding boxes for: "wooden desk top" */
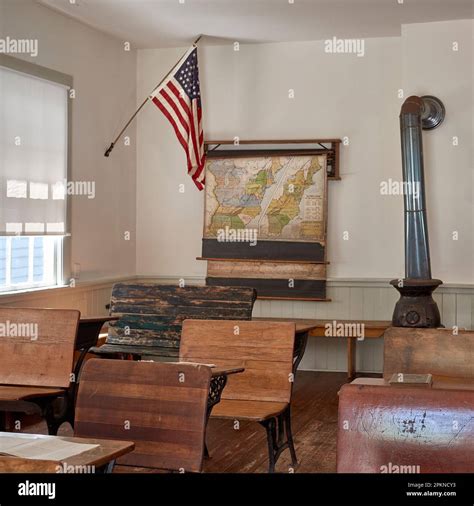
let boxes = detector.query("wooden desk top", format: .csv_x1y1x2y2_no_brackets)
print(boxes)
211,366,245,377
252,317,316,333
351,377,474,392
79,316,119,324
0,385,65,402
0,432,134,469
175,362,244,378
253,317,391,335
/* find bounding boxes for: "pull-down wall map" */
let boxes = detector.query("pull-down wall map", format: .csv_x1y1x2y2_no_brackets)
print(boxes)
201,153,329,300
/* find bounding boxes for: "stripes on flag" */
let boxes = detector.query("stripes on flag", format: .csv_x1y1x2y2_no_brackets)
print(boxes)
150,47,205,190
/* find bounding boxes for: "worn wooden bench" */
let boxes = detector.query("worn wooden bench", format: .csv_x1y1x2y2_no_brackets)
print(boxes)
92,283,256,359
74,359,212,472
180,319,296,473
0,308,80,435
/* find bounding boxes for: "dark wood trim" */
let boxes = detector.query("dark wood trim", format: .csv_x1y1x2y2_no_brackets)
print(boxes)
333,139,341,182
257,296,331,301
206,277,326,299
204,139,341,180
205,139,342,145
206,149,330,159
196,257,329,265
202,239,325,262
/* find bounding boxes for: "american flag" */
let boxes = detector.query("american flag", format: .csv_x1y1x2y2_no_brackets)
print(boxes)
150,46,205,190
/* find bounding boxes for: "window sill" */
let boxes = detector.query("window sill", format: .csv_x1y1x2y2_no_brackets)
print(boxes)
0,284,69,297
0,275,136,302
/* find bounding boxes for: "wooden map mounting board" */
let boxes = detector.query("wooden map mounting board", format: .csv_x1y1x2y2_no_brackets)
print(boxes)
200,140,341,300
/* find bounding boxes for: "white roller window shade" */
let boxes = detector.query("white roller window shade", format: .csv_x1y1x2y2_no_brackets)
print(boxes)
0,65,68,236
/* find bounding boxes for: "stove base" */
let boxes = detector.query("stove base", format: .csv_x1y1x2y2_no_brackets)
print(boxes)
390,279,442,328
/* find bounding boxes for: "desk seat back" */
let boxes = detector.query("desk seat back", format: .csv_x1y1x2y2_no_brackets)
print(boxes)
106,283,257,356
0,308,80,388
75,359,211,472
337,382,474,473
383,327,474,381
181,320,295,403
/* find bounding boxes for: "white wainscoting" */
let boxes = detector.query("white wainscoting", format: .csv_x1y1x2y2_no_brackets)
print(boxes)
0,279,121,316
1,277,473,374
254,280,474,373
138,276,474,374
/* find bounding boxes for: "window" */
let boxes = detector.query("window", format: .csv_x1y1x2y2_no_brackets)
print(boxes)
0,57,71,293
0,236,62,292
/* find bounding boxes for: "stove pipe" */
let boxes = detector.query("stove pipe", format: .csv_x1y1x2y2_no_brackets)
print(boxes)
390,95,445,328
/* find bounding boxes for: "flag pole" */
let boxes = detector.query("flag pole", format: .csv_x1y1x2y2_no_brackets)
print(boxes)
104,34,203,157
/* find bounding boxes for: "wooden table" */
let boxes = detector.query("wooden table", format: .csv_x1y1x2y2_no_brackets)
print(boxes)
0,386,67,434
0,386,65,415
0,431,134,473
253,318,391,379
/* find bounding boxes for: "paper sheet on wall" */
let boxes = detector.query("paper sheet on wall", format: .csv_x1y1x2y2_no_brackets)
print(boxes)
0,435,99,461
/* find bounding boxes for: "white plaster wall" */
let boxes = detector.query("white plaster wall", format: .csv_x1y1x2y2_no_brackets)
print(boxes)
2,6,473,372
136,37,403,280
401,20,474,285
136,22,473,285
135,22,473,372
0,0,137,281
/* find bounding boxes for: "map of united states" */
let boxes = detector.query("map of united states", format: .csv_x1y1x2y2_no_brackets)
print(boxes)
204,155,326,242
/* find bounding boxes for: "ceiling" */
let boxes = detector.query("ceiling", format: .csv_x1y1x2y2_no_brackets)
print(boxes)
38,0,474,48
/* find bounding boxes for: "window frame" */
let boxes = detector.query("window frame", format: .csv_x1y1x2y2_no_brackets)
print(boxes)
1,236,62,292
0,54,73,292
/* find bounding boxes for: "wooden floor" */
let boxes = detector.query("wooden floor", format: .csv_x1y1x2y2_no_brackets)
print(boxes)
204,371,348,473
29,371,350,473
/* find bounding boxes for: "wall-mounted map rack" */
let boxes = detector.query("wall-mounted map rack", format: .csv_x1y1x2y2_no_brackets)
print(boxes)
200,139,342,301
205,139,341,180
